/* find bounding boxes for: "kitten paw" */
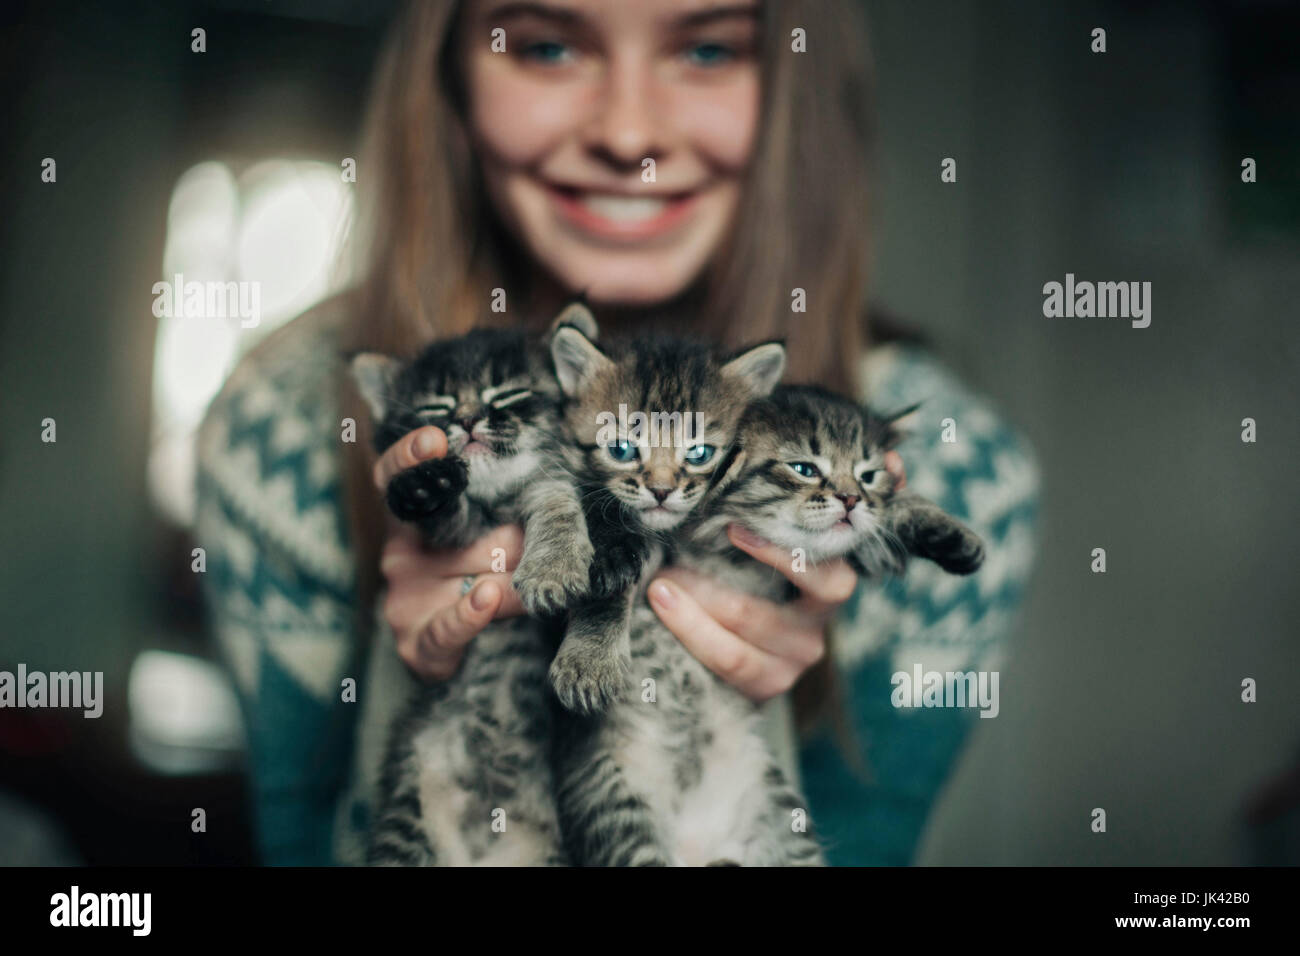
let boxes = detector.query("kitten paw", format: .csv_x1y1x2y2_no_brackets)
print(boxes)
920,524,985,575
549,646,630,715
385,458,468,522
588,539,648,599
513,537,594,616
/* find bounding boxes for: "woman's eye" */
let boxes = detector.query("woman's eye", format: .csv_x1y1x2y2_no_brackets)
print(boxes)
683,42,734,67
684,444,716,465
521,40,574,65
859,470,877,485
790,462,820,479
606,440,638,463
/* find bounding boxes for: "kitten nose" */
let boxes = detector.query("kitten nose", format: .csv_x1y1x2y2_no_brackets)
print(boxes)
837,493,860,511
459,413,483,433
649,487,672,503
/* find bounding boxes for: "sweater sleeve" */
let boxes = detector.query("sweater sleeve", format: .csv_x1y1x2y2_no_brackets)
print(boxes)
798,345,1040,865
193,307,361,865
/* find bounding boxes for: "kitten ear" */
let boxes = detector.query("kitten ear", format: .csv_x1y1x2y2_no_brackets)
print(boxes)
721,342,786,399
549,299,599,341
881,402,922,449
550,326,612,397
349,353,402,421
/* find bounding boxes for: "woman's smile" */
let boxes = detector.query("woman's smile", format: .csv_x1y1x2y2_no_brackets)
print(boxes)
545,180,704,244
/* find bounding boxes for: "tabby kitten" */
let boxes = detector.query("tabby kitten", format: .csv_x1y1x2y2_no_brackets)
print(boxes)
555,383,985,866
350,306,596,866
693,385,987,580
544,318,788,716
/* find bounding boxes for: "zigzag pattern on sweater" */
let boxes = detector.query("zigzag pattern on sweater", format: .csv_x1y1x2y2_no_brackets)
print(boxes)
221,387,350,530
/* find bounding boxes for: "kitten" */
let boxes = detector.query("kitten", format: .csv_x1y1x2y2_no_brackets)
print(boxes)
555,383,985,866
544,319,788,715
697,385,986,580
350,305,596,866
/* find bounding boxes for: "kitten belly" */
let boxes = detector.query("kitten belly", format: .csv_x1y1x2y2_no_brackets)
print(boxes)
617,617,773,865
409,724,478,867
409,621,560,866
673,707,772,866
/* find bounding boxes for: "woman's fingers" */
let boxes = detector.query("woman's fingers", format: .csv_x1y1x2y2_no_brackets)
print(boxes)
416,576,504,665
372,425,448,491
481,574,527,619
380,522,525,578
380,522,528,681
432,524,526,577
378,521,428,573
725,524,858,613
393,572,524,680
653,567,826,668
885,449,907,490
647,577,803,701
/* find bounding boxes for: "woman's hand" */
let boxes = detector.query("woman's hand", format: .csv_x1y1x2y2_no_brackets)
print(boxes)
374,424,907,692
646,450,908,701
373,426,525,681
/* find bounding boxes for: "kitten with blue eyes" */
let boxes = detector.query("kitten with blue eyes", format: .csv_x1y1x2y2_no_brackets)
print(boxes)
349,305,598,866
700,385,986,579
544,318,787,716
554,383,984,867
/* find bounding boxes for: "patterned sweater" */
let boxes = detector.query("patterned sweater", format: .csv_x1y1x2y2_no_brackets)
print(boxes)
194,299,1039,866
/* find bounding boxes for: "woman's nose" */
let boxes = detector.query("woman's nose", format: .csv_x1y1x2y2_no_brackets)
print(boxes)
583,57,664,166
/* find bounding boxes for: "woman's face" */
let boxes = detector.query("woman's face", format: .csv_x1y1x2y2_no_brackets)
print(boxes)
464,0,761,306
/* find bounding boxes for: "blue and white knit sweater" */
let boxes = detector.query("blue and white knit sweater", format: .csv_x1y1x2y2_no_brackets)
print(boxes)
195,299,1039,866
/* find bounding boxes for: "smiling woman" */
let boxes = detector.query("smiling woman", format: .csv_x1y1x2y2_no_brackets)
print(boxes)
193,0,1039,867
465,0,761,303
346,0,872,388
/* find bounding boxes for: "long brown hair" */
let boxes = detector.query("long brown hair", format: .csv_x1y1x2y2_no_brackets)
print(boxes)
340,0,877,731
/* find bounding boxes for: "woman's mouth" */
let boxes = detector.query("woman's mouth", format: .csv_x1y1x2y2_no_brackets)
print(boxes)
547,183,700,242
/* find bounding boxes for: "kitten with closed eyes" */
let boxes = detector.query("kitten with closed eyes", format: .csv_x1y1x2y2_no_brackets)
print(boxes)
350,305,596,866
554,382,984,866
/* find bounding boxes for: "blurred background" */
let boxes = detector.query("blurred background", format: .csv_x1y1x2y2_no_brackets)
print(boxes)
1,0,1297,865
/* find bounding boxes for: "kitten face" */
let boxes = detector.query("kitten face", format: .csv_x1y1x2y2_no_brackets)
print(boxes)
352,329,559,503
551,328,786,532
723,386,907,562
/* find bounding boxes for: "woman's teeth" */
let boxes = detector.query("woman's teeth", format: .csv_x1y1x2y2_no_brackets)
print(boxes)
578,194,669,222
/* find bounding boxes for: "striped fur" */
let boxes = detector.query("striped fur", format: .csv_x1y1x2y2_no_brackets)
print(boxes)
546,327,786,716
555,384,984,866
704,385,985,577
547,331,822,865
351,322,592,866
